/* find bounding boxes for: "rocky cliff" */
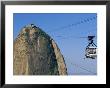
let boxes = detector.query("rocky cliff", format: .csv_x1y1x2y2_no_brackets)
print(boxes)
13,24,67,75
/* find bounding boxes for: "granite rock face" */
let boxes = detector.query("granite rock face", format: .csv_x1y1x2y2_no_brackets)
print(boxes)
13,24,67,75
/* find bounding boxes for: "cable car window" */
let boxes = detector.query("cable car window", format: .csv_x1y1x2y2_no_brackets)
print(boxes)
86,48,97,54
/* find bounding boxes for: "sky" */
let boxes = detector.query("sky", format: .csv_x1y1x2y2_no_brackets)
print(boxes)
13,13,97,75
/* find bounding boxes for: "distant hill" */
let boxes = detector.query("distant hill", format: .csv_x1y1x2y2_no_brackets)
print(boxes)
13,24,67,75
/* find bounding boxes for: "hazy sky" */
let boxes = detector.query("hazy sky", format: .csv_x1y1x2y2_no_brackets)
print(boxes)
13,13,97,75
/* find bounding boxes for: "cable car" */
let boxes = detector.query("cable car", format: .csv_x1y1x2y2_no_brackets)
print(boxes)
85,47,97,59
85,36,97,59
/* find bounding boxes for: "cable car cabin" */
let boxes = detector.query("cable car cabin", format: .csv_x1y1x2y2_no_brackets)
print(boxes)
85,47,97,59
